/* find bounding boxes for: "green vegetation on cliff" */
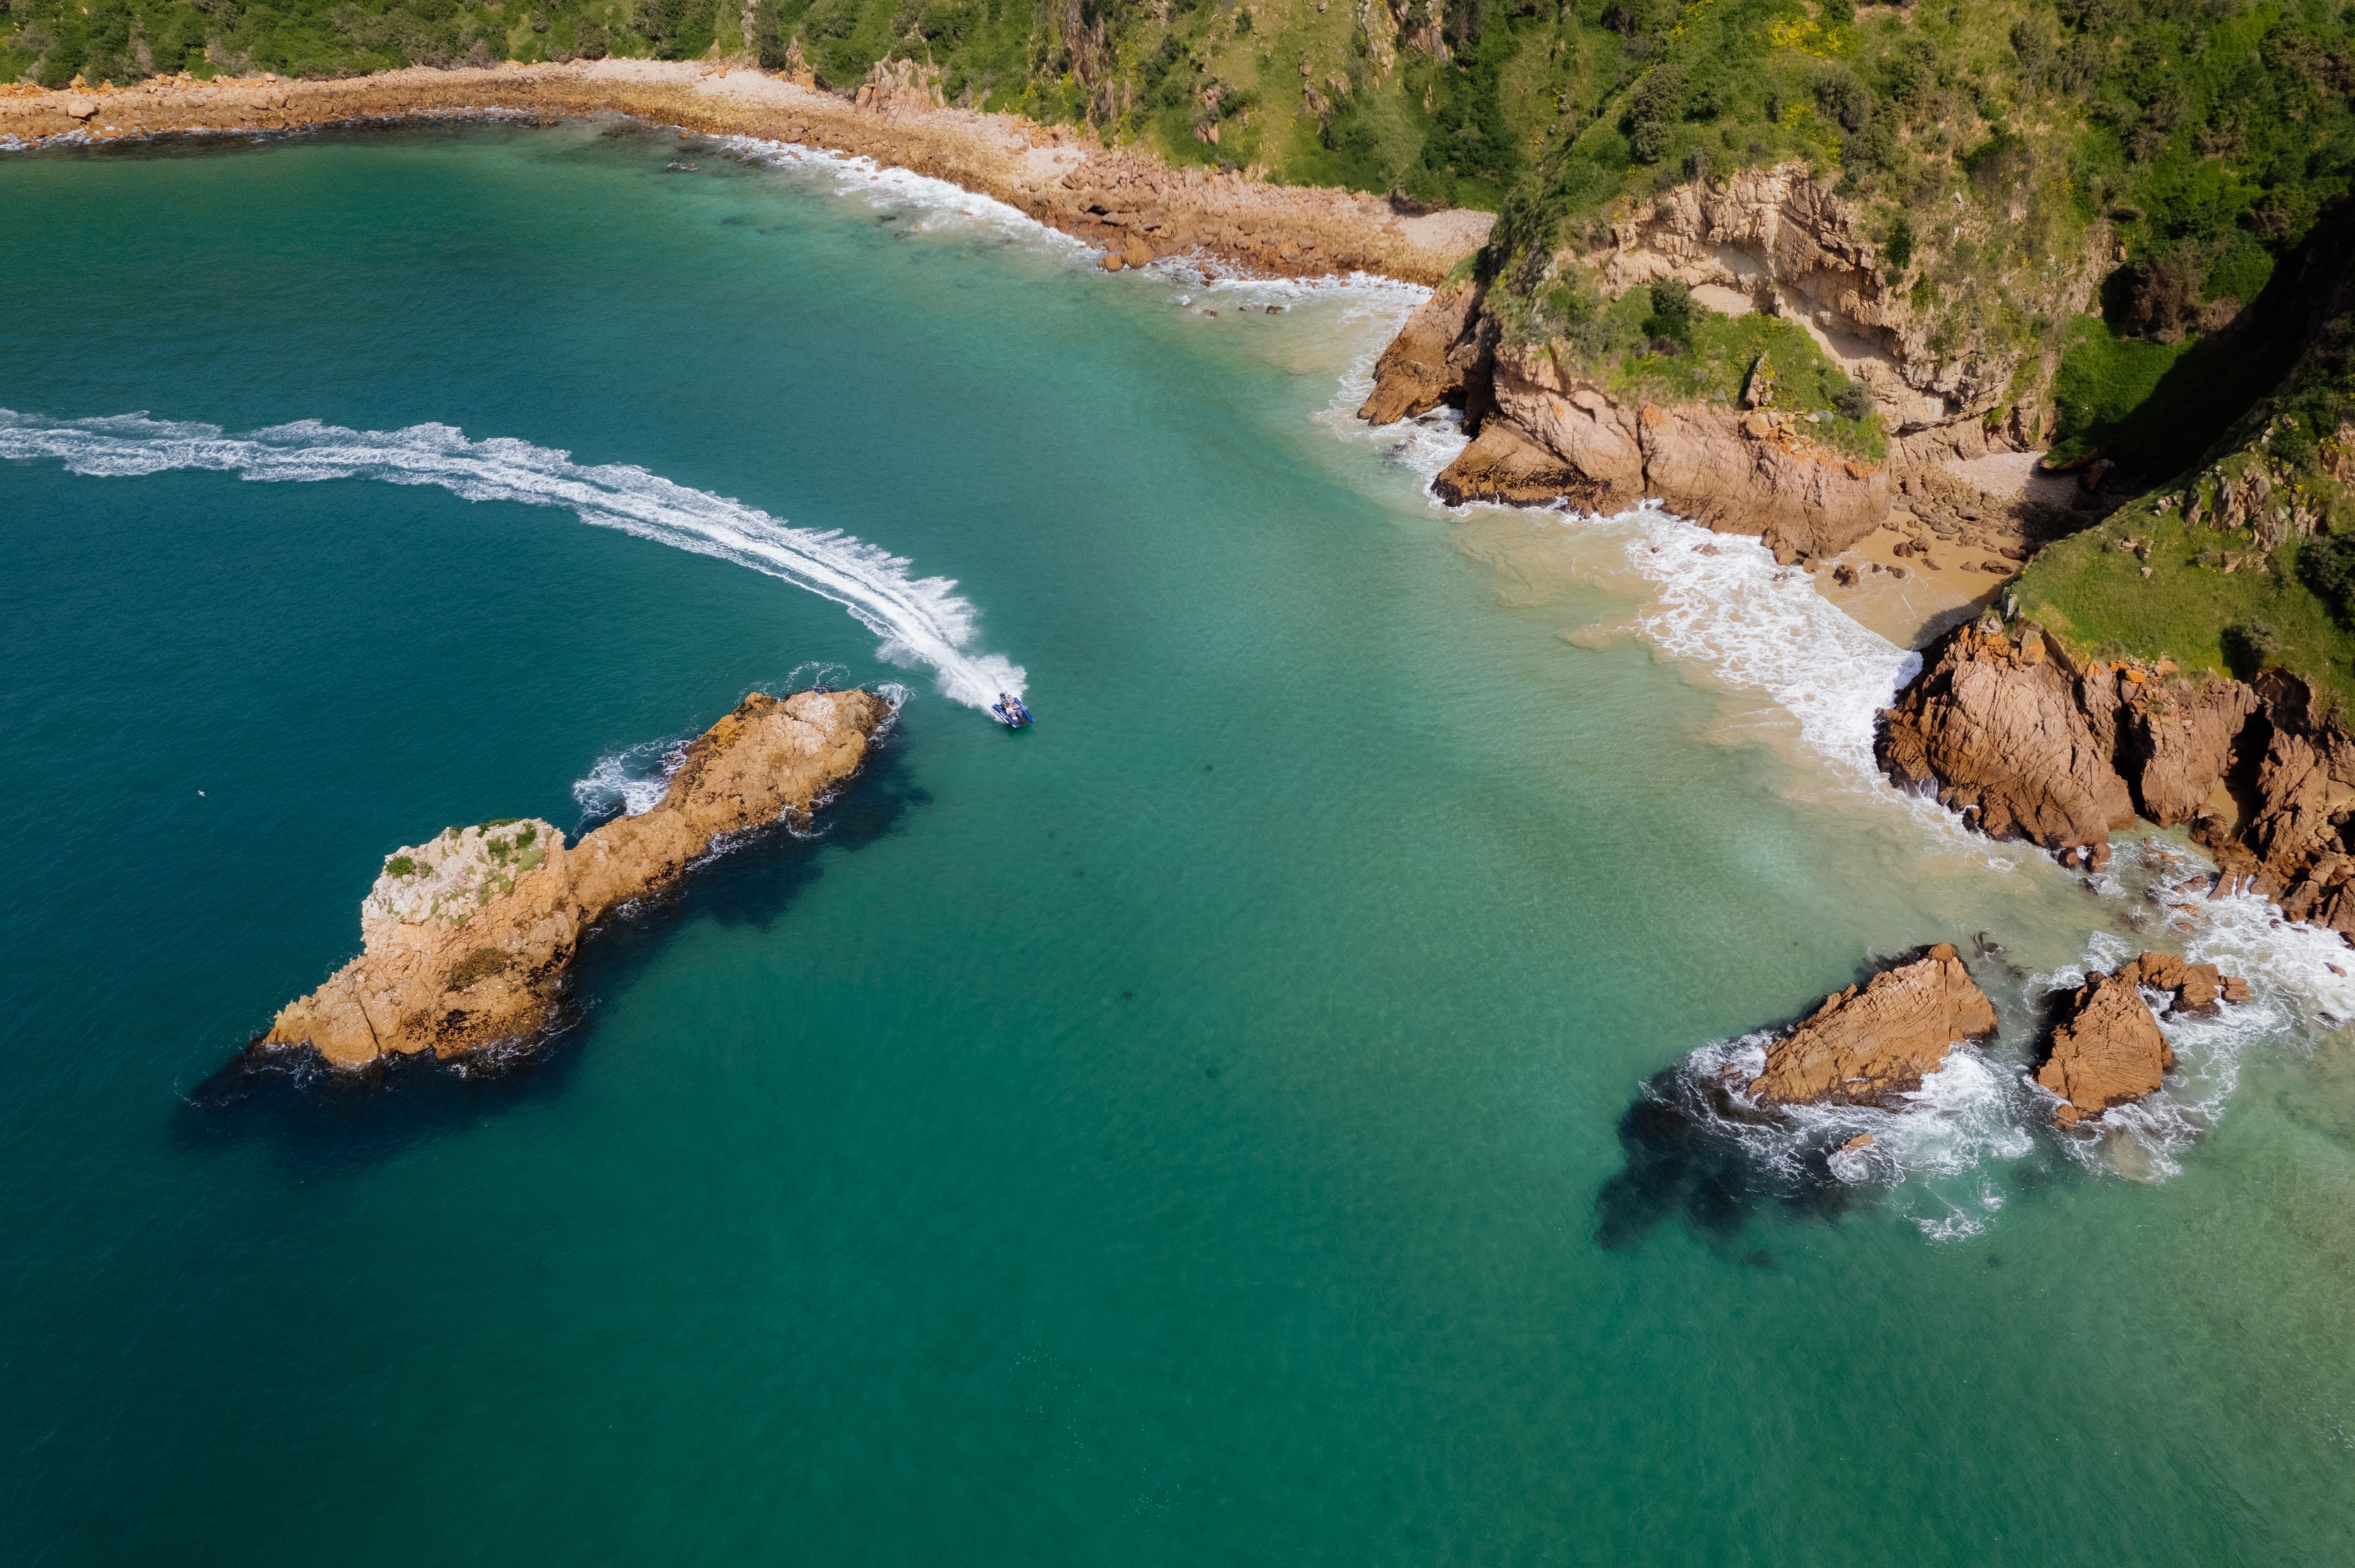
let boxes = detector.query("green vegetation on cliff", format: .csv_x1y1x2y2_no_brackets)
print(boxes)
2017,199,2355,702
9,0,2348,267
1495,276,1887,455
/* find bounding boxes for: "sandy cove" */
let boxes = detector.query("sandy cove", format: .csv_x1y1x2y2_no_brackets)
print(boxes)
0,59,1492,286
6,62,2047,651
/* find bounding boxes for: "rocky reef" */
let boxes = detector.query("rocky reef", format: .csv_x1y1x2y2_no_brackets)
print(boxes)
1744,944,1998,1109
259,687,888,1068
2034,953,2248,1128
1878,619,2355,938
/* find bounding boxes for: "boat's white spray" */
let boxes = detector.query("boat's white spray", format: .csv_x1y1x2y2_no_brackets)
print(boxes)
0,408,1025,711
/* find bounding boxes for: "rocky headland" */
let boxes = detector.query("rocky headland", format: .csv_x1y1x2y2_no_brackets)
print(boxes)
0,61,1490,286
258,687,886,1068
1877,619,2355,939
1356,163,2101,564
1743,944,1998,1110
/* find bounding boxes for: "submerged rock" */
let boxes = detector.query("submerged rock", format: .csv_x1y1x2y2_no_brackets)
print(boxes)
260,688,889,1067
1747,944,1999,1108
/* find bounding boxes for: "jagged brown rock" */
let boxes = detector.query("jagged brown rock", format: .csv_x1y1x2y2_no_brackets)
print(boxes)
2036,971,2171,1126
1875,622,2135,855
1430,418,1612,508
2123,679,2258,826
1356,279,1484,425
1404,339,1889,555
1746,944,1999,1108
1880,623,2355,942
260,688,888,1068
2027,949,2250,1127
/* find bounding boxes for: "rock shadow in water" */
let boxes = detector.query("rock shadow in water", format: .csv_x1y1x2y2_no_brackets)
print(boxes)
172,735,926,1172
1592,1063,1873,1253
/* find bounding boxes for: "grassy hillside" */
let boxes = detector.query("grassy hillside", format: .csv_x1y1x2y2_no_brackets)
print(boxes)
2017,199,2355,703
0,0,1606,206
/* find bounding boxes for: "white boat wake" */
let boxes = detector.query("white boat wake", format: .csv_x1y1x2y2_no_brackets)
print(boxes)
0,408,1024,710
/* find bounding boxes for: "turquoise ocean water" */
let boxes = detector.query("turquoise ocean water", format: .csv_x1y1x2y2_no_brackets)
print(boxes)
3,122,2352,1563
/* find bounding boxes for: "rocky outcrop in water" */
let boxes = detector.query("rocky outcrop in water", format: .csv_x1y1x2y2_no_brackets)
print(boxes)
2036,968,2174,1127
259,688,888,1068
2032,952,2245,1126
1355,279,1485,425
1878,622,2355,939
1429,350,1891,558
1746,945,1999,1108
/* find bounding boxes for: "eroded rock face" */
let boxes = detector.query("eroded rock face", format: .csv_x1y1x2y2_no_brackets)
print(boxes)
1879,625,2355,942
1430,416,1616,509
1747,944,1999,1108
1356,279,1485,425
261,688,888,1067
1876,622,2135,855
1358,159,2111,544
2123,680,2258,826
1422,341,1889,556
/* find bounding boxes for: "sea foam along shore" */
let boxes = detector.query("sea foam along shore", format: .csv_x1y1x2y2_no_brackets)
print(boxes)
1326,315,2355,1219
0,59,1492,286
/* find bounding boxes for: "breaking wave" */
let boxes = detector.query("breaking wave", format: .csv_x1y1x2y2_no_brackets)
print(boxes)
572,735,691,822
0,408,1024,710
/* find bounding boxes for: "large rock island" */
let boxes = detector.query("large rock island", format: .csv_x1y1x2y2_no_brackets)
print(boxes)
261,687,889,1067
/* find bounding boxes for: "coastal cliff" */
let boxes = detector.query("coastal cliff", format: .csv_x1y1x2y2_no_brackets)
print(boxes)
261,687,886,1067
1356,162,2100,555
1877,621,2355,938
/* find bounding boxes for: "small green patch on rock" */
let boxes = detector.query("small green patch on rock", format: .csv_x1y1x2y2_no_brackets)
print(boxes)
445,946,509,992
363,818,566,933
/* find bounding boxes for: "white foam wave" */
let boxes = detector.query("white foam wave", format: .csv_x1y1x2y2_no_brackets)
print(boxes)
0,408,1024,710
572,735,689,820
711,133,1085,257
1686,1031,2033,1240
1606,509,1920,789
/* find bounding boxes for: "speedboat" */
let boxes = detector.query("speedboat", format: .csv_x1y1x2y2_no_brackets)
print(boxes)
991,694,1035,728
